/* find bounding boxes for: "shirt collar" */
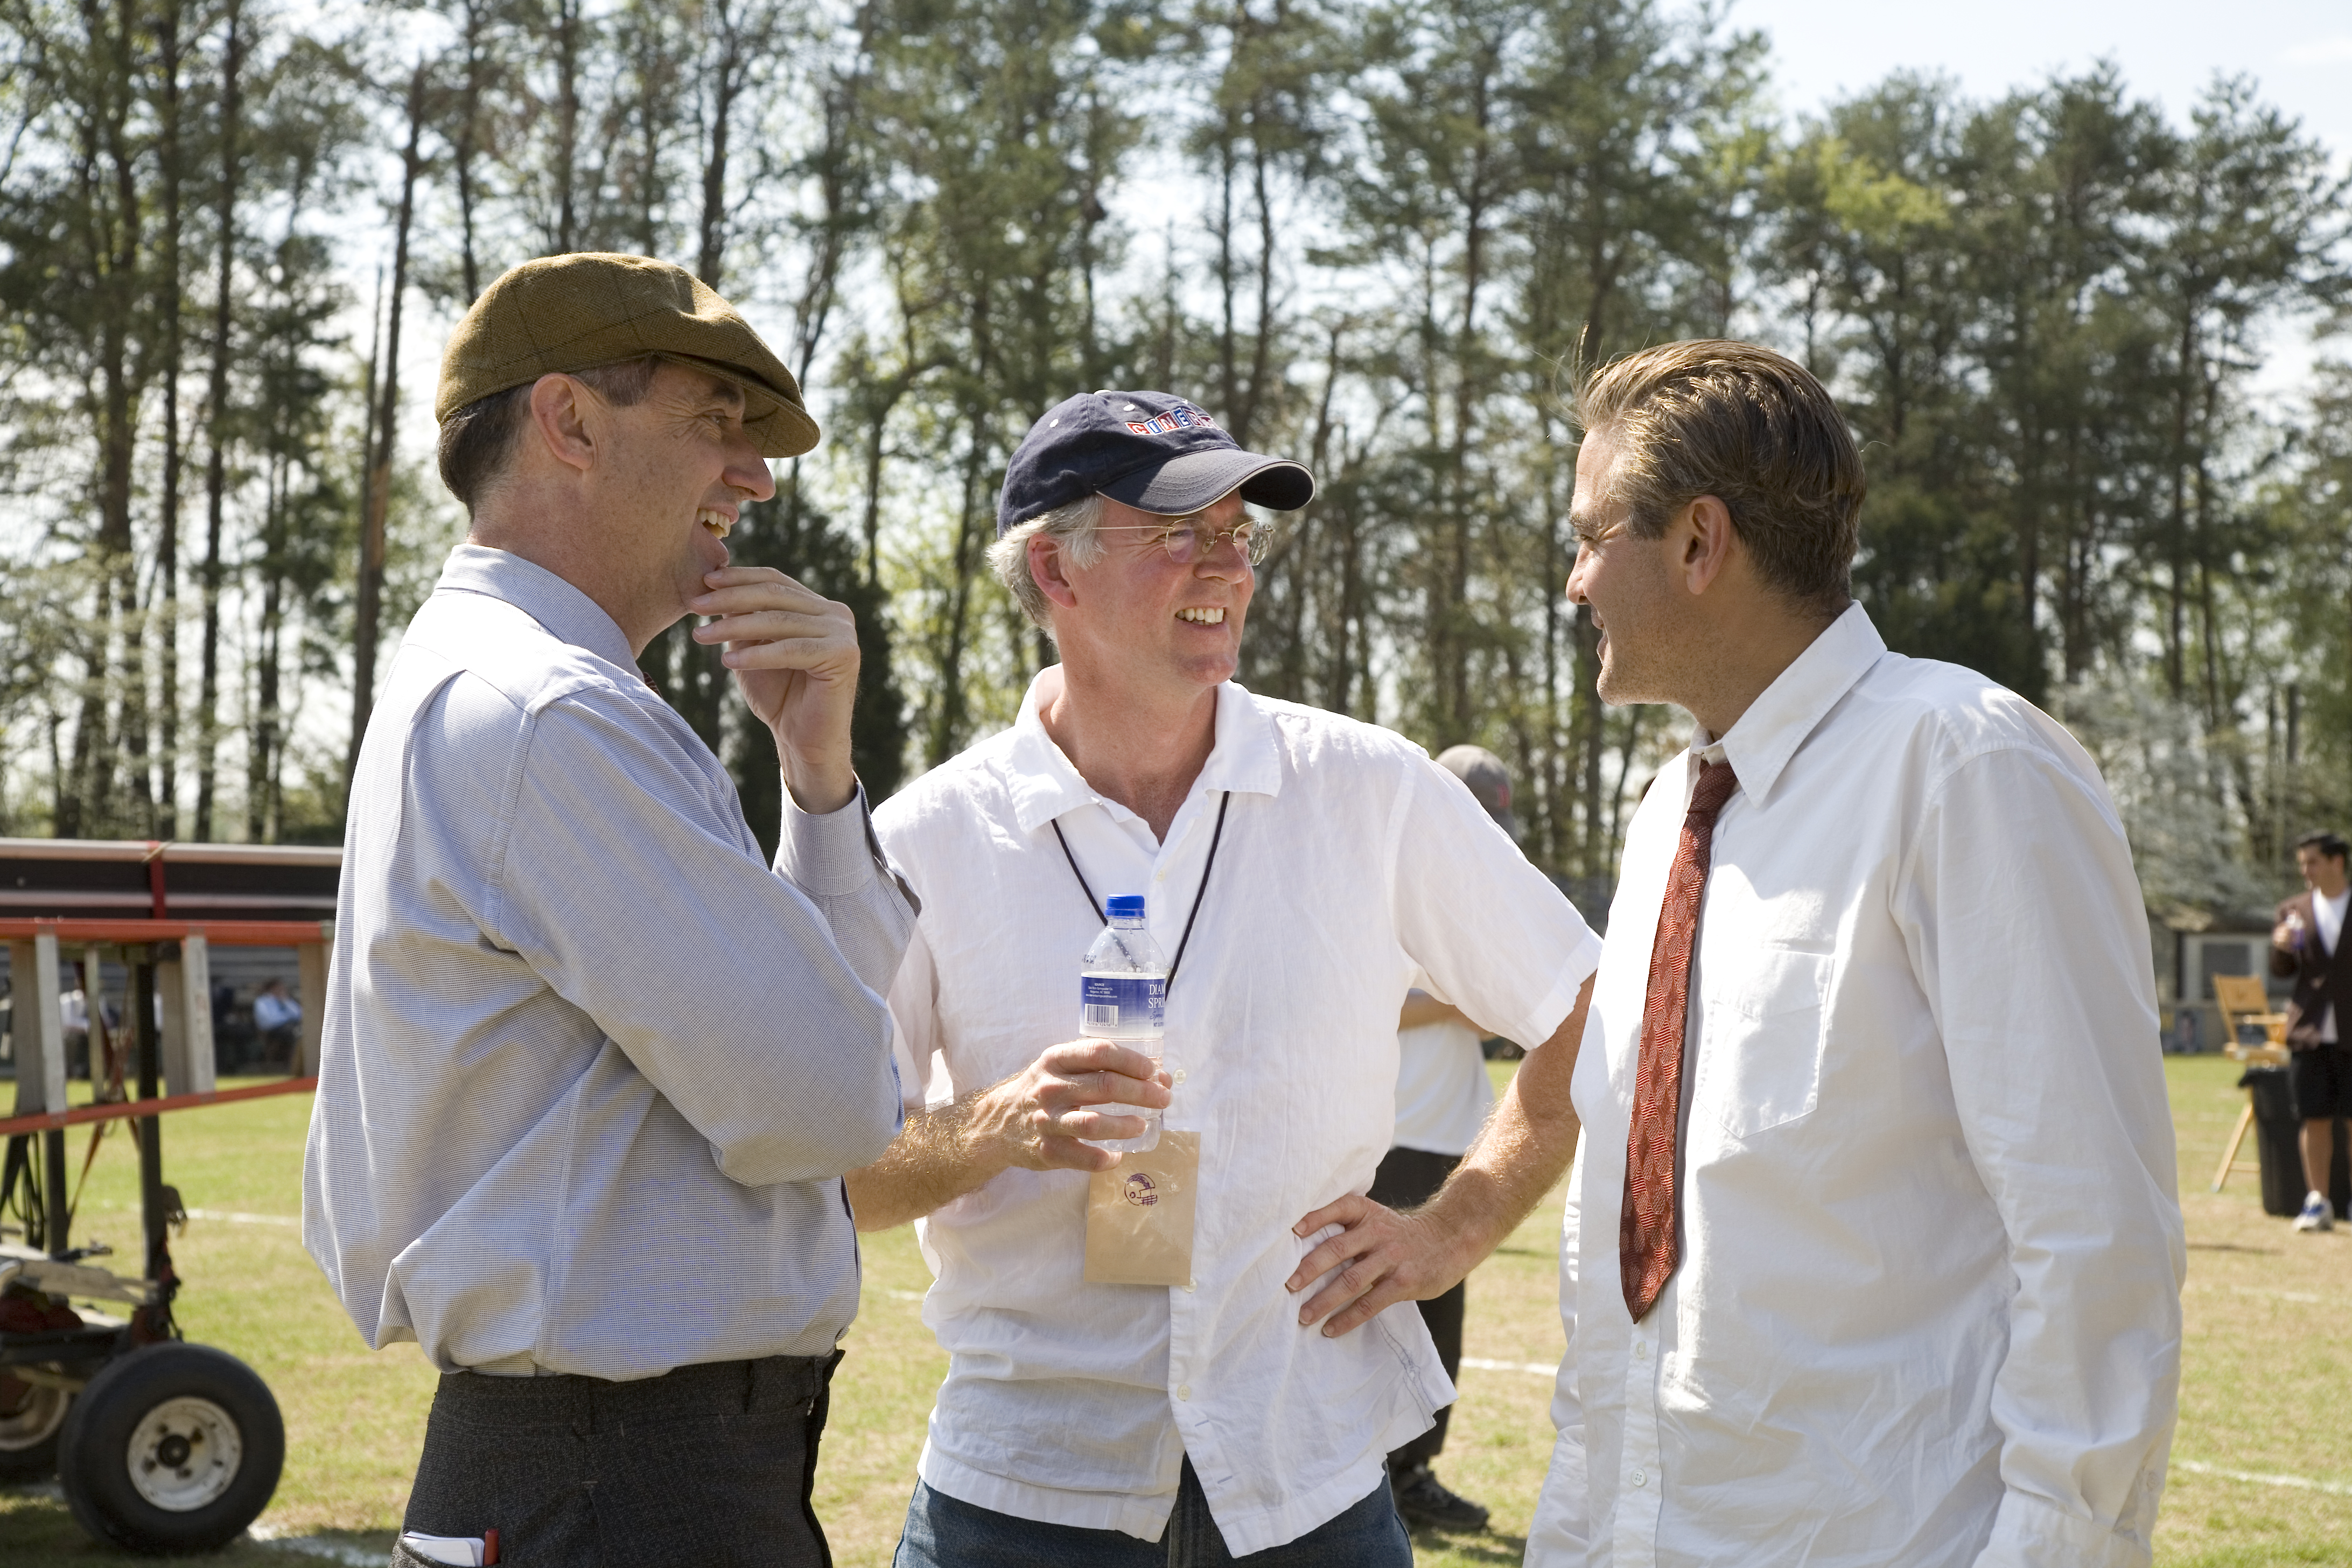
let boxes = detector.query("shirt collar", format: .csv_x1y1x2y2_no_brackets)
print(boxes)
1691,601,1887,807
433,542,639,675
1003,671,1283,834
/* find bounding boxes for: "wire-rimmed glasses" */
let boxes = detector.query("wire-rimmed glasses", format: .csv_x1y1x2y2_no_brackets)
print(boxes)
1099,516,1275,566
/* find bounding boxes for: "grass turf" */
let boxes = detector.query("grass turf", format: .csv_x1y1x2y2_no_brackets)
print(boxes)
1,1055,2346,1564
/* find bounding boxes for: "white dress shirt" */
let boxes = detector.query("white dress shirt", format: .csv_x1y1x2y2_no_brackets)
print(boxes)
875,674,1601,1555
304,544,912,1380
1528,605,2185,1568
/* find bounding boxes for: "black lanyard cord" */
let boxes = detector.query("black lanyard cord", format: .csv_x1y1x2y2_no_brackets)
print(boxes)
1050,791,1231,996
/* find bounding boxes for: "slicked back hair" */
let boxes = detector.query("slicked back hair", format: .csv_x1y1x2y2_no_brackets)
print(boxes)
1573,340,1865,617
436,355,665,512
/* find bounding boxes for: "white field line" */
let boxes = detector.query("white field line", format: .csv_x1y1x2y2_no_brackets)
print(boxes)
184,1207,302,1227
2173,1458,2352,1498
1459,1355,1558,1377
247,1528,383,1566
2227,1284,2325,1305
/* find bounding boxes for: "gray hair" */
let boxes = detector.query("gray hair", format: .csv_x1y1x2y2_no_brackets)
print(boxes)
987,492,1108,632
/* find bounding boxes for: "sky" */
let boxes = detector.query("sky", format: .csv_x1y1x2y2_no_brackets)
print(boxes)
1732,0,2352,162
1726,0,2352,397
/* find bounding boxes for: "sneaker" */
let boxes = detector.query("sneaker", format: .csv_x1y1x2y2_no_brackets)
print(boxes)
1392,1464,1490,1532
2295,1191,2334,1232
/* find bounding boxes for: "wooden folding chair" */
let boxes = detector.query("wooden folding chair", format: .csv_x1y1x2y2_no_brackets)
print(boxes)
2210,974,2291,1192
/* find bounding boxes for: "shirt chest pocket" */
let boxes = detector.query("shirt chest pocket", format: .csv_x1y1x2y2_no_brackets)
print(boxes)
1698,946,1833,1142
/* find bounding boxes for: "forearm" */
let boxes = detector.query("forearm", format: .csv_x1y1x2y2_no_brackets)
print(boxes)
1414,975,1592,1280
1417,1071,1581,1279
842,1094,1009,1231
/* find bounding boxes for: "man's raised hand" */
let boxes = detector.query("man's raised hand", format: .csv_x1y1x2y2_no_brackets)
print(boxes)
692,565,860,813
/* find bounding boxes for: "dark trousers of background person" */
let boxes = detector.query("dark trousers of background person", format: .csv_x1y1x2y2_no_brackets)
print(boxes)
399,1351,843,1566
1368,1146,1465,1473
260,1023,300,1072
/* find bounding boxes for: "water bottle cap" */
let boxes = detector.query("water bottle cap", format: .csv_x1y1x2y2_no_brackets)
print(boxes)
1107,895,1147,920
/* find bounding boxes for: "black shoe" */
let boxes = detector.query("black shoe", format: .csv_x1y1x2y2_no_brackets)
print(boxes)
1391,1464,1490,1532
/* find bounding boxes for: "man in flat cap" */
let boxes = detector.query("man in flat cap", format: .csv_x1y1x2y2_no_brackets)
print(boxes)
304,253,913,1567
843,392,1601,1564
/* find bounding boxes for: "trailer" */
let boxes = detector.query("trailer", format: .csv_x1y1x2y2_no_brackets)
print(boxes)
1,838,335,1553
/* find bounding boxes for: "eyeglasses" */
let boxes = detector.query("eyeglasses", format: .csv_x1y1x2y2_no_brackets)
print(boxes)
1100,517,1275,566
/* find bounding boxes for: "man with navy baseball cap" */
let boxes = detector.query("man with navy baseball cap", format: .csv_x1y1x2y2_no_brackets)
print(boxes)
836,392,1601,1564
996,389,1315,527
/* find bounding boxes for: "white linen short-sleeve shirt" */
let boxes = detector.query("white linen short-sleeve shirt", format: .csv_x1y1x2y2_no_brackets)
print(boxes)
874,674,1602,1555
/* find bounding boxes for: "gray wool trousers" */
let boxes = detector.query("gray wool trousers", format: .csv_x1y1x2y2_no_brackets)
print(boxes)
396,1350,843,1566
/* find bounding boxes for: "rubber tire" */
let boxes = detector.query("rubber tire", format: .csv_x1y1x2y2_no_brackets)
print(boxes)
57,1342,284,1554
0,1376,71,1480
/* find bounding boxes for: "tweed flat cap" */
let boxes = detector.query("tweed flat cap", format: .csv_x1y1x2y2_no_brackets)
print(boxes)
435,253,820,458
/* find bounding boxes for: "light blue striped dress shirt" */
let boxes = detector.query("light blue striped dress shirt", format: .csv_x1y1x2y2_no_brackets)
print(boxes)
303,544,912,1380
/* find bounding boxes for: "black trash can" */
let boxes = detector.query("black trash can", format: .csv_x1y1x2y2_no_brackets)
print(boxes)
2239,1066,2352,1219
2241,1067,2302,1217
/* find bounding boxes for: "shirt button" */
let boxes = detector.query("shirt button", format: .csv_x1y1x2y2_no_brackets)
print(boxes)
1177,1384,1192,1401
1173,1069,1188,1084
1632,1340,1648,1361
1632,1468,1648,1488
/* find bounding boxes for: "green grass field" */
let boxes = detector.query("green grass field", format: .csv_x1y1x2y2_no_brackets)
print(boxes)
3,1054,2348,1565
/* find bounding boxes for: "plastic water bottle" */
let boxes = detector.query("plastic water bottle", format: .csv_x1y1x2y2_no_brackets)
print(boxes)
1079,894,1166,1154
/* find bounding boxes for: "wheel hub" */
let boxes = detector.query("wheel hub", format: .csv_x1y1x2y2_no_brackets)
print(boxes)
0,1375,67,1451
125,1396,242,1512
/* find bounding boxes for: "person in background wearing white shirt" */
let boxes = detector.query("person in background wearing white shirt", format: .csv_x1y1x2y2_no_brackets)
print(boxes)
1375,743,1527,1535
250,977,300,1070
2270,829,2352,1233
1527,339,2185,1568
853,390,1602,1565
304,254,913,1567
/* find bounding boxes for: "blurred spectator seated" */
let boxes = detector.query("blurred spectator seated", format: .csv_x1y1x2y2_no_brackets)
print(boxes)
252,978,301,1073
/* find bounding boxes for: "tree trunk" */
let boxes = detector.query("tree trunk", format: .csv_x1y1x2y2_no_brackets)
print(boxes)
455,0,489,301
195,0,243,840
554,0,582,251
78,0,148,834
348,60,426,793
248,454,285,844
155,0,187,837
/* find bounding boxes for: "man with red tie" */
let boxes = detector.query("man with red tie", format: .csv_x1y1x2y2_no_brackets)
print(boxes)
1525,340,2185,1568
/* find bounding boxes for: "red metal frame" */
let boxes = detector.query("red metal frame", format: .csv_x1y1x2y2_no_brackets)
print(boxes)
0,917,329,947
0,1078,318,1140
2,914,328,1140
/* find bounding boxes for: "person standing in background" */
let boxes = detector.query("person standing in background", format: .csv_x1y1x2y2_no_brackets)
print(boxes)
251,978,301,1072
2272,830,2352,1233
1376,743,1550,1534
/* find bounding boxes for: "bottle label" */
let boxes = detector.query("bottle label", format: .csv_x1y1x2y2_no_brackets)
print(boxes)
1081,974,1166,1033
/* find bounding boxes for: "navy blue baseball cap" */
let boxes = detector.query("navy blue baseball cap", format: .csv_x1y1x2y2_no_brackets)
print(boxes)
996,390,1316,536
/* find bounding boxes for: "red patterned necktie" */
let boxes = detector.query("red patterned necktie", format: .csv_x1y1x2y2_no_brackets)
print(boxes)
1621,757,1740,1321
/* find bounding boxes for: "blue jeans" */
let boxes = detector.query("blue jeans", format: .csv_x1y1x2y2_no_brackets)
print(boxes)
891,1459,1411,1567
